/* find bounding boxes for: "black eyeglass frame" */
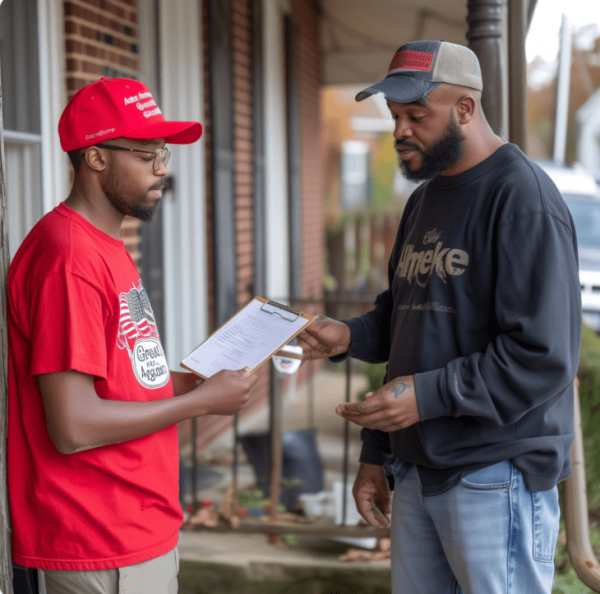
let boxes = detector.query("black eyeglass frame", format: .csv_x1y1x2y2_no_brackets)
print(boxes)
93,143,171,170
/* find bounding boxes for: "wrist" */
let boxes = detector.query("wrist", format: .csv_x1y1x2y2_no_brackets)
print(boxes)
339,321,352,355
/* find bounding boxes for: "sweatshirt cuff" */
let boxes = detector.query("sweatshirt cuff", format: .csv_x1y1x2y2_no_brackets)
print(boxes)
414,368,451,421
358,440,390,466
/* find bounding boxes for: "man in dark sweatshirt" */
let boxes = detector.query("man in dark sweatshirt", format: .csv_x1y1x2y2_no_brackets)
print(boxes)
298,40,581,594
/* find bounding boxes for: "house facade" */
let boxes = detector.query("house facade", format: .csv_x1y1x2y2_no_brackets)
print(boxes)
0,0,325,447
1,0,538,455
2,0,547,589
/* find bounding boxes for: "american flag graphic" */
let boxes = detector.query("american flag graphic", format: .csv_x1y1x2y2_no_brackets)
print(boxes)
116,281,159,355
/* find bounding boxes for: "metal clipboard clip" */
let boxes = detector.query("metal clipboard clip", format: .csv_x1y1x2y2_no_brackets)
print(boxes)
260,300,302,322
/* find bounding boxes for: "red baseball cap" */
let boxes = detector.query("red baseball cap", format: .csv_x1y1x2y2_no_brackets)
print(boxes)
59,77,203,151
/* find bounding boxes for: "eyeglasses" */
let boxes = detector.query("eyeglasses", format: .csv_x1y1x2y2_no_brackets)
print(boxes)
95,143,171,171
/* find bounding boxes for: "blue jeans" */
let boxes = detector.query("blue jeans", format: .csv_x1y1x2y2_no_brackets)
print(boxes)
390,462,559,594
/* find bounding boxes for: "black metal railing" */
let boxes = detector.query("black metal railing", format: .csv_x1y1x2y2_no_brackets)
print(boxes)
182,294,389,538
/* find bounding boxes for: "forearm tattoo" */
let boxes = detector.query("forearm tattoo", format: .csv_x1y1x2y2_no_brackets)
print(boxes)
390,380,412,399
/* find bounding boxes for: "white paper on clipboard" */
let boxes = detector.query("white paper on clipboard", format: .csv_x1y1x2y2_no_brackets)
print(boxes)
180,298,312,379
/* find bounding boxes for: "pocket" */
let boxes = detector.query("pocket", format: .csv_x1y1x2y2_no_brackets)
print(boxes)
460,461,512,490
532,487,560,563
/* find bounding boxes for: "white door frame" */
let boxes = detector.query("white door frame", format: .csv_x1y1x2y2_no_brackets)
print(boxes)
263,0,291,301
157,0,209,368
38,0,69,212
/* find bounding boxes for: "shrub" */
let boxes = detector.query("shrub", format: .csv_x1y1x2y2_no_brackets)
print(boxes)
575,325,600,511
356,362,388,401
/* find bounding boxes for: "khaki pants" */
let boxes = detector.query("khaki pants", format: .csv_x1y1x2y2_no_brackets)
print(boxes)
43,547,179,594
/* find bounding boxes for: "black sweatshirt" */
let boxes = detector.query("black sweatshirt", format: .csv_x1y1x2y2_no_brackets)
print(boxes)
342,144,582,496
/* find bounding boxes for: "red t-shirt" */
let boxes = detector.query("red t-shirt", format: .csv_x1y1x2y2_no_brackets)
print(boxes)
7,203,182,570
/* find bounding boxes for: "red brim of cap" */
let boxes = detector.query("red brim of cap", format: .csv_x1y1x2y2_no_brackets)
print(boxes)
123,120,203,144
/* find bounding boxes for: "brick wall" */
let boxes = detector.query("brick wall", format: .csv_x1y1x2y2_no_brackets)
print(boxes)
191,0,326,454
232,0,254,307
231,0,272,439
292,0,324,385
193,0,267,454
293,0,324,304
63,0,141,261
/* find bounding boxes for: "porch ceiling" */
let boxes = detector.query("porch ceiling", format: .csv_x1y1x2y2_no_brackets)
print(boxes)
320,0,468,86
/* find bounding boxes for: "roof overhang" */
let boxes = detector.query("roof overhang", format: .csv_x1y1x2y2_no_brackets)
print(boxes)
321,0,469,86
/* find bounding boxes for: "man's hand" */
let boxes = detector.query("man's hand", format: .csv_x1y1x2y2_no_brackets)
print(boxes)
336,375,421,432
353,463,390,528
195,368,257,416
296,316,351,360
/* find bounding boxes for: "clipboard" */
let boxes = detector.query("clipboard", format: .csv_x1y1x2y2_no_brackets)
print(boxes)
180,296,315,379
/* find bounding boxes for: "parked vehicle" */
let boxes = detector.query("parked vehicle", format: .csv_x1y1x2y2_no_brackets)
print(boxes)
539,161,600,332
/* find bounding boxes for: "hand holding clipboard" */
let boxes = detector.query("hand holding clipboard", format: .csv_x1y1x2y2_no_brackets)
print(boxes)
180,297,314,379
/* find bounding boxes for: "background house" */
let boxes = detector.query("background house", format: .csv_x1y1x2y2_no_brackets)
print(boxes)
0,0,326,450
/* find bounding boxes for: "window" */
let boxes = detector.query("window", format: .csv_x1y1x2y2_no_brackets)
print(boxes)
0,0,43,258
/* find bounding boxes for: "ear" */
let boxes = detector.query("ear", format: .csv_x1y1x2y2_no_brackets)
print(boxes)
454,96,476,124
82,147,108,172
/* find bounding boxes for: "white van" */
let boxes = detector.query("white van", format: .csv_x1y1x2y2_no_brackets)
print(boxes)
538,161,600,331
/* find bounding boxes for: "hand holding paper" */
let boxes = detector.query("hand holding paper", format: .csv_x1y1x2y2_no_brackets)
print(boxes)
181,297,314,379
296,316,351,360
192,368,257,416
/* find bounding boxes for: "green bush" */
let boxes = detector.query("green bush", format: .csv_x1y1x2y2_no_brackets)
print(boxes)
575,325,600,512
356,361,388,401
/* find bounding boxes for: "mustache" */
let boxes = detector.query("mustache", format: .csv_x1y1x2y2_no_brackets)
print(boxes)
394,140,421,151
148,181,165,191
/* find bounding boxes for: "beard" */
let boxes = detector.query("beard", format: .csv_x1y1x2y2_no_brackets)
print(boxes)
104,178,162,222
396,112,465,182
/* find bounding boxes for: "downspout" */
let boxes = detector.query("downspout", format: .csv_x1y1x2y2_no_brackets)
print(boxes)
507,0,528,152
564,383,600,591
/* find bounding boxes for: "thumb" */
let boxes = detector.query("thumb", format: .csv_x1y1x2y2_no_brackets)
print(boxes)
364,391,376,399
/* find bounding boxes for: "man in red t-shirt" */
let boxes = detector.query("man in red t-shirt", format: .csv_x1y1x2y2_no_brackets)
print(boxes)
7,77,257,594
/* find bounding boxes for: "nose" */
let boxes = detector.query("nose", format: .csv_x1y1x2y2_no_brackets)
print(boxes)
154,157,168,176
393,116,412,141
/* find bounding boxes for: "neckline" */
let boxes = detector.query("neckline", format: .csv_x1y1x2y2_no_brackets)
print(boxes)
432,143,515,190
56,203,126,247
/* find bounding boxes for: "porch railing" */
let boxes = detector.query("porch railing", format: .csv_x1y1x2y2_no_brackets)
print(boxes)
183,294,388,539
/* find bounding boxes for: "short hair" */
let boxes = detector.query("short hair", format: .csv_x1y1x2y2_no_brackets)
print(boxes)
67,149,84,172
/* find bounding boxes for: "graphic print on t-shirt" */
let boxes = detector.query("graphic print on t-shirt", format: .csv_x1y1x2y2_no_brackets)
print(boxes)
116,280,169,389
396,228,469,287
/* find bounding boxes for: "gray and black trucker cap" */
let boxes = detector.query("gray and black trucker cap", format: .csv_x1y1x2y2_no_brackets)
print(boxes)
355,40,483,104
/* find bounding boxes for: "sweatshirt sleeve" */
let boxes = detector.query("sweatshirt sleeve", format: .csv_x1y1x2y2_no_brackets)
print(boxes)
415,210,581,425
332,288,394,364
358,427,392,465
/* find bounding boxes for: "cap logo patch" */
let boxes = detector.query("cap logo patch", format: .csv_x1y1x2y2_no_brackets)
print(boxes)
388,50,434,73
85,128,116,141
123,91,153,105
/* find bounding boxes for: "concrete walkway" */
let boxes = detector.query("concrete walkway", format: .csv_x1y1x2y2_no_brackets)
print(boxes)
178,531,391,594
